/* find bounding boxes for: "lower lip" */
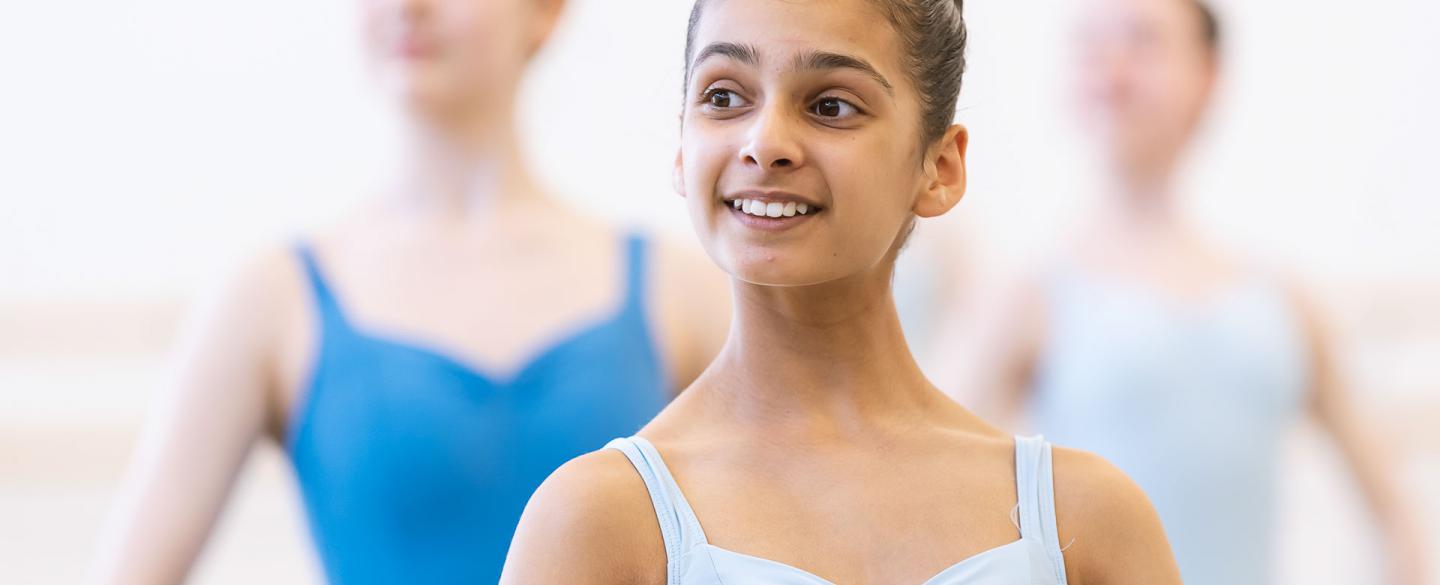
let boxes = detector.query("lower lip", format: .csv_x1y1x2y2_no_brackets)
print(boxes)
725,203,819,232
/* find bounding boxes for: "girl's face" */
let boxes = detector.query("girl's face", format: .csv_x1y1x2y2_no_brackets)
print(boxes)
361,0,563,119
678,0,966,288
1072,0,1215,173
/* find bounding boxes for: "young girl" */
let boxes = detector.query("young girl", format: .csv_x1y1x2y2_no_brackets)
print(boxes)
955,1,1429,583
88,0,728,583
501,1,1181,583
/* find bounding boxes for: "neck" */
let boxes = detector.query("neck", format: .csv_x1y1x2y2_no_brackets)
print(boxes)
1097,160,1183,240
388,102,541,219
699,257,939,437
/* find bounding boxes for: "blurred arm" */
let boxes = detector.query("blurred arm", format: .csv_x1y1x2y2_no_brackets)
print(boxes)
86,250,295,585
1295,288,1430,585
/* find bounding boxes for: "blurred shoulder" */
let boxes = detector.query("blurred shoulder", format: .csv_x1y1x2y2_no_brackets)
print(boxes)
643,228,731,386
188,242,313,343
648,229,729,321
1268,268,1331,333
647,229,727,289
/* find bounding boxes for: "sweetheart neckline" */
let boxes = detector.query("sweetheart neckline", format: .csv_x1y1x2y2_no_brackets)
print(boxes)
348,308,624,386
702,538,1033,585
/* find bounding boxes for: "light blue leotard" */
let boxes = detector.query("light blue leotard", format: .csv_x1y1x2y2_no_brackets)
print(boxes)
1031,268,1308,584
607,435,1069,584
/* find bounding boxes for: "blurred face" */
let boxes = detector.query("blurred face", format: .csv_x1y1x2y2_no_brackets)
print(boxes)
679,0,957,288
1073,0,1216,173
361,0,560,117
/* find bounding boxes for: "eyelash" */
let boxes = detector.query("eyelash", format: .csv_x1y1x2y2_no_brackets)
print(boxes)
810,96,861,119
697,86,865,121
699,87,740,108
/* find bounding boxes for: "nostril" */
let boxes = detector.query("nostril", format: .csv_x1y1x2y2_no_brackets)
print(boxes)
772,158,792,168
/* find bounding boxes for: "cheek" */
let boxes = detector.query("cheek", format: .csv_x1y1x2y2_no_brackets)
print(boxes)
680,133,727,231
437,3,528,81
1170,68,1211,119
680,130,757,278
1130,69,1191,133
681,126,732,201
817,141,918,254
360,0,405,67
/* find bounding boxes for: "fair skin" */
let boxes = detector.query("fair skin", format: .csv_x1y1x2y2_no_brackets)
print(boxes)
947,0,1429,583
501,1,1181,583
86,0,730,583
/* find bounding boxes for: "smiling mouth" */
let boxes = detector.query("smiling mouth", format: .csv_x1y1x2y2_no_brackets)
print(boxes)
723,197,824,219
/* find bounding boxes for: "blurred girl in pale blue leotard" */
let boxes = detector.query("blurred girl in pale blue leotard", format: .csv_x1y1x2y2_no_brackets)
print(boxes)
955,1,1428,583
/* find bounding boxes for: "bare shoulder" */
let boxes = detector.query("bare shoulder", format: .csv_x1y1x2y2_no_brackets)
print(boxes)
1050,447,1154,537
1049,446,1182,585
217,243,314,350
209,244,308,319
501,448,667,585
1271,270,1332,339
181,243,311,365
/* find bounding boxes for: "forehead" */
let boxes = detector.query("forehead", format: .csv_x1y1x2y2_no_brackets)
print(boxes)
692,0,906,76
1076,0,1198,41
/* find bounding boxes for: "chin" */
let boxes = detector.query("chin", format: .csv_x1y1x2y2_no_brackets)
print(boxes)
716,246,846,288
378,67,454,110
402,84,456,113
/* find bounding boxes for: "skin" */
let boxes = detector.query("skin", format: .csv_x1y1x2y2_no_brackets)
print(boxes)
85,1,731,583
947,0,1430,583
501,1,1181,583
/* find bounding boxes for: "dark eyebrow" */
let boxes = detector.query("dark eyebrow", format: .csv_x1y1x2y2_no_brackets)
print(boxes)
791,50,894,95
692,42,760,69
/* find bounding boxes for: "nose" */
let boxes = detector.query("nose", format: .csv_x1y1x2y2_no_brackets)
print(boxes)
738,105,805,171
393,0,429,21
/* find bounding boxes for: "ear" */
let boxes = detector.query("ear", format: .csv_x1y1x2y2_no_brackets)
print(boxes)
672,148,687,198
1200,55,1221,106
913,124,968,218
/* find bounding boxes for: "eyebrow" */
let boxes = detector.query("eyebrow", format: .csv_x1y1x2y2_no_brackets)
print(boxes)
692,42,760,69
792,50,894,95
691,42,895,97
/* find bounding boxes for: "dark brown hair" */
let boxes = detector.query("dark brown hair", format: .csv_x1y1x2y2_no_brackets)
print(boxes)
684,0,968,145
1191,0,1222,53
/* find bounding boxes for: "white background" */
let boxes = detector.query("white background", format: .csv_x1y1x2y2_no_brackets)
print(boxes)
1,0,1437,583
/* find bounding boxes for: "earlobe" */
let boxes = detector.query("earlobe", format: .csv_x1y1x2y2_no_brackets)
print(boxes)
913,124,969,218
672,150,686,197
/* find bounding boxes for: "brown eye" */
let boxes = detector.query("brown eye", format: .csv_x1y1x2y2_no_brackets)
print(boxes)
703,88,749,109
811,97,858,119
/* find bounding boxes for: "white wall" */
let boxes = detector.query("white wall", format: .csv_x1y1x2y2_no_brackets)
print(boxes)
3,0,1437,300
1,0,1436,583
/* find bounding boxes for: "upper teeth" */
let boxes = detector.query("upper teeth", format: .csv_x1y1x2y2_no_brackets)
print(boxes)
731,199,811,218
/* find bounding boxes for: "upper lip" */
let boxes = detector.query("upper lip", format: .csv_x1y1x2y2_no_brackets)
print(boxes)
722,190,824,209
395,32,436,58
